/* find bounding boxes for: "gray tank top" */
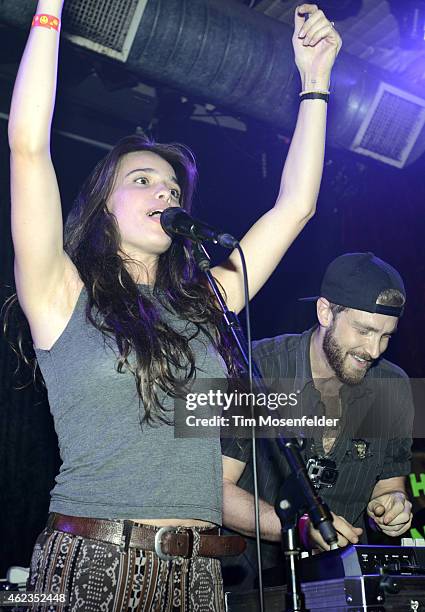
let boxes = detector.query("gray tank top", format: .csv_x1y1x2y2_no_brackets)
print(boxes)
34,286,226,524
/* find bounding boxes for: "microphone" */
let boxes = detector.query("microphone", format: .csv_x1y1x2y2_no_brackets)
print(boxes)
160,207,238,249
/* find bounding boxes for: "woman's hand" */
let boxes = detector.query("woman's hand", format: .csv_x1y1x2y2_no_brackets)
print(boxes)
293,4,342,89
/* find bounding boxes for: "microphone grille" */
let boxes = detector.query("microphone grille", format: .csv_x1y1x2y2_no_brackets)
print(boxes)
160,207,190,235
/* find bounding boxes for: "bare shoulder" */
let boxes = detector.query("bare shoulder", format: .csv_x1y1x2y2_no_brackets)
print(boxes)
19,254,85,350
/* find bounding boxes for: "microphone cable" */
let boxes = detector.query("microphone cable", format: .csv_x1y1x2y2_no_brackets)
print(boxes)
235,244,265,612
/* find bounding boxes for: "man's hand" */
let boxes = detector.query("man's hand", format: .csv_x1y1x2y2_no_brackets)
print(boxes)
367,492,412,536
307,512,363,551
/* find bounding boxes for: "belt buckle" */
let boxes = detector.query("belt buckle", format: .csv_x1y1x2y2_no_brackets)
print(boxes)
154,526,179,561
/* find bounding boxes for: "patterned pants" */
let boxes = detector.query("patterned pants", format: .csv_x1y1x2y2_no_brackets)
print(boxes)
26,526,225,612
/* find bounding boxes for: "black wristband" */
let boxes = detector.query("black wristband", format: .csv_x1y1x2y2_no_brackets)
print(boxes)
300,92,330,103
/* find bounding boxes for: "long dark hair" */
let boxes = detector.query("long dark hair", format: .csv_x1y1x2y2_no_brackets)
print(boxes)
3,135,240,425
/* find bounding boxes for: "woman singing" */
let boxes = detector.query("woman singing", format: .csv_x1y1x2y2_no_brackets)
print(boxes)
7,1,341,609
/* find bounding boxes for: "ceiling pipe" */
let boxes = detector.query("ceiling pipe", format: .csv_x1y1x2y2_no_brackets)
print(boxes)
1,0,425,167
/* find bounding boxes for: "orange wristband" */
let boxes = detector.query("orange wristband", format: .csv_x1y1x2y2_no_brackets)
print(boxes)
32,14,61,31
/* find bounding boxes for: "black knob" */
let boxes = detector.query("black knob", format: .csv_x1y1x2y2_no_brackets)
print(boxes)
379,574,400,595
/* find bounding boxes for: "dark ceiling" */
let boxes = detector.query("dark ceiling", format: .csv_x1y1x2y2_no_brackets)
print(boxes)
1,0,424,152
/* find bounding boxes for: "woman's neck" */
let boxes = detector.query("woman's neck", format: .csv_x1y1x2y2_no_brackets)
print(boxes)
119,249,158,285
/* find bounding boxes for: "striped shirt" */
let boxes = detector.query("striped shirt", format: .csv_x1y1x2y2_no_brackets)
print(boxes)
221,327,413,589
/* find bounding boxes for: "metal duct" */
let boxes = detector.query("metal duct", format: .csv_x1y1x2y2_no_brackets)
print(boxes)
350,82,425,168
1,0,425,167
63,0,149,61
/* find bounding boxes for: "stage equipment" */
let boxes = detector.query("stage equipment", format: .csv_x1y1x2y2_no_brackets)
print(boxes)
225,544,425,611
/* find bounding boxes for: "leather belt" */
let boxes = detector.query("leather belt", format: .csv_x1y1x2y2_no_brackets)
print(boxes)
47,513,246,560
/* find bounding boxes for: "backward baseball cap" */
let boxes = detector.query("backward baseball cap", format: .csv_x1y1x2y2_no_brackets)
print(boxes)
299,252,406,317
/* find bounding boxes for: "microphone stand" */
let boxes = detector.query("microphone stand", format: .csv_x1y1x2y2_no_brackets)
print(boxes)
193,244,260,378
193,243,338,612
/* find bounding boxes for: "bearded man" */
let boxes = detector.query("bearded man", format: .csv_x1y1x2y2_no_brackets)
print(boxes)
221,252,414,591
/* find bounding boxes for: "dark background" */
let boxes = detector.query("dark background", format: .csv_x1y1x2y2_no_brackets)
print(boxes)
1,0,425,579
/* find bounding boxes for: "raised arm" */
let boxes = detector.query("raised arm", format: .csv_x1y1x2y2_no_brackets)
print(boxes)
212,4,342,313
9,0,74,321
